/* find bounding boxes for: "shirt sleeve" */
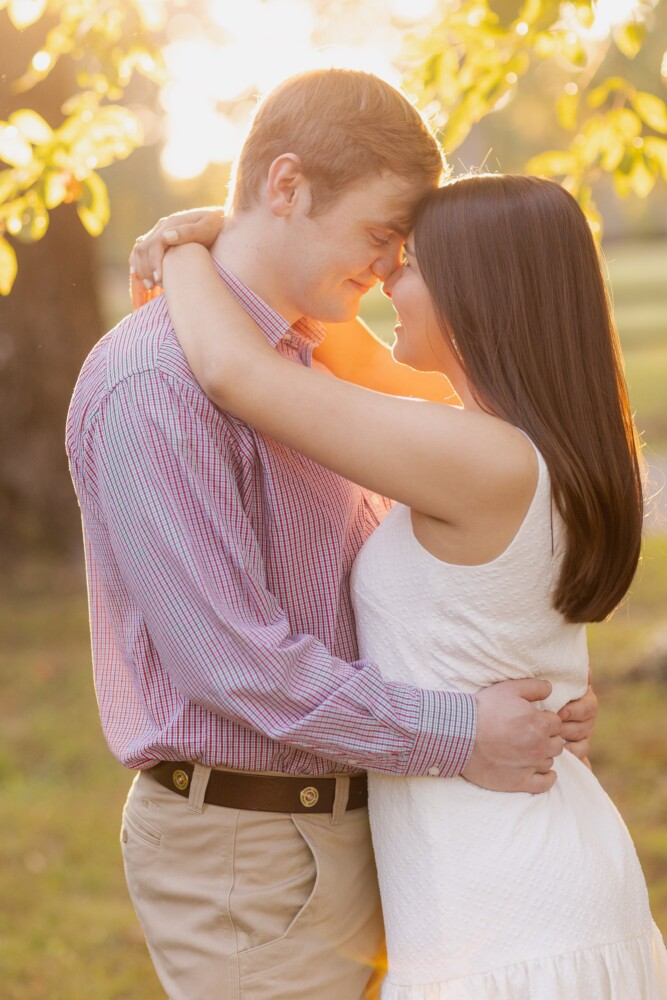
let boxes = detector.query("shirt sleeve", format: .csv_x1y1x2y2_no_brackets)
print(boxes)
81,369,476,777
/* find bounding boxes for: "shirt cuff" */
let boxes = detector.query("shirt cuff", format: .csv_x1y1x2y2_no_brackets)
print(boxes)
405,688,477,778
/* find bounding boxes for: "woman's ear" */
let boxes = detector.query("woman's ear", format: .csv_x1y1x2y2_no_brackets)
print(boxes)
265,154,309,217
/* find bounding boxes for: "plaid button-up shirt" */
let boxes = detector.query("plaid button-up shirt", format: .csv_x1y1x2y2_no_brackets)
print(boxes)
66,264,476,776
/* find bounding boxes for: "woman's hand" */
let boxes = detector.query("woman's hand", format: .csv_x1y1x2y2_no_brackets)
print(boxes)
558,671,598,766
162,243,271,404
129,207,225,309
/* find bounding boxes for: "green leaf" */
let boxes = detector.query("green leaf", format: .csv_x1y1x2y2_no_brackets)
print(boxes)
612,148,656,198
609,107,642,140
526,149,580,176
0,168,19,204
644,137,667,181
519,0,542,24
599,134,625,171
534,31,557,58
423,53,441,91
631,92,667,135
577,186,603,239
628,153,657,198
574,2,595,30
42,169,70,210
560,34,589,68
613,21,646,59
8,109,53,145
0,123,33,168
0,236,17,295
76,172,110,237
556,92,579,131
587,77,629,110
65,105,143,172
15,198,49,242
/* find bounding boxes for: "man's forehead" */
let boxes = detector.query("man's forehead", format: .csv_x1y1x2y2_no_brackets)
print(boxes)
365,215,412,238
349,173,428,234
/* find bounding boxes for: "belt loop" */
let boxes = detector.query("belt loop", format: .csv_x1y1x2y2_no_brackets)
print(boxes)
187,764,212,813
331,775,350,826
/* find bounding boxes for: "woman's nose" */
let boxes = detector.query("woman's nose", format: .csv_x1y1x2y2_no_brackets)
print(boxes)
381,261,403,298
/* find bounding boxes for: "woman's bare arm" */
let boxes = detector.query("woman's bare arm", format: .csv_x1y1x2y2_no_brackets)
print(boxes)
316,317,459,403
129,207,456,402
163,244,534,525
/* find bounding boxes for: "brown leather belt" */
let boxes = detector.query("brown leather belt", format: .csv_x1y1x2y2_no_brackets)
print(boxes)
148,761,368,814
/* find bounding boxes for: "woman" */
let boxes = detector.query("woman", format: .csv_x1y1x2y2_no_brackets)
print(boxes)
156,174,667,996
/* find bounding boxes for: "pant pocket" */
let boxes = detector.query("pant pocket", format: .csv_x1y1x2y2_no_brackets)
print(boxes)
231,812,320,956
121,785,164,850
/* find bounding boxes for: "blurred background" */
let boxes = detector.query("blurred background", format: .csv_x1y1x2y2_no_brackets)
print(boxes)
1,1,666,996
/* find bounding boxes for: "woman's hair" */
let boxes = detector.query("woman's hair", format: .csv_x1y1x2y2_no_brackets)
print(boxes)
413,174,643,624
230,68,445,214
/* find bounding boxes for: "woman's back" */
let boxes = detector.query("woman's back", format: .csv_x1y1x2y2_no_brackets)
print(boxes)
352,445,587,711
351,443,667,999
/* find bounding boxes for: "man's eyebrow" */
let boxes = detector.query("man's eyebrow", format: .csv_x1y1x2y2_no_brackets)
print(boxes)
368,218,413,238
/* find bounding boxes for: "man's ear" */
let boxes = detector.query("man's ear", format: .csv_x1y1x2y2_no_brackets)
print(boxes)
265,154,310,217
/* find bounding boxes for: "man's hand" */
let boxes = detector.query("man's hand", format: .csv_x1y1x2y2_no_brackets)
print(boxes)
462,679,564,794
558,671,597,767
129,207,225,309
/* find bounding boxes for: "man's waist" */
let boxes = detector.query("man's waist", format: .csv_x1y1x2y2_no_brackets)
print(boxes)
147,761,368,813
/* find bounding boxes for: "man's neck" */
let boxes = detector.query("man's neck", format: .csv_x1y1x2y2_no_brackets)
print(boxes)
209,214,302,325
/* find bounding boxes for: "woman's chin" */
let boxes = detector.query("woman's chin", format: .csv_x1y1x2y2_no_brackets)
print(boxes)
391,340,414,369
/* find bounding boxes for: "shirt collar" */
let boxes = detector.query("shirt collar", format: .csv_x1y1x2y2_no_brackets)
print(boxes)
211,257,326,352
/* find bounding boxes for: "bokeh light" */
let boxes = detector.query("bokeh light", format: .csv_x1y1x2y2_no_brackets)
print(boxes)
581,0,651,39
159,0,410,180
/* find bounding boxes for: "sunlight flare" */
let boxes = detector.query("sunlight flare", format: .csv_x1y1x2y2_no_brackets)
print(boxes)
160,0,404,180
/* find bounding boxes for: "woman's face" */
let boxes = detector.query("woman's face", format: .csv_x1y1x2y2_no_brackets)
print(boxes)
383,237,455,376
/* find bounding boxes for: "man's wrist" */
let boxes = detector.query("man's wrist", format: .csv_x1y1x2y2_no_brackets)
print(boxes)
406,688,477,778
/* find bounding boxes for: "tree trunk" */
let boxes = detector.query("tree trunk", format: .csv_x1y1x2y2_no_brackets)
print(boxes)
0,14,103,565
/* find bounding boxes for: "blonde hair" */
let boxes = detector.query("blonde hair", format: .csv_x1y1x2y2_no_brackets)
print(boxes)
230,69,445,214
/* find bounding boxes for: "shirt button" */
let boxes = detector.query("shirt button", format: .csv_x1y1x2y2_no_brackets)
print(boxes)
428,766,440,777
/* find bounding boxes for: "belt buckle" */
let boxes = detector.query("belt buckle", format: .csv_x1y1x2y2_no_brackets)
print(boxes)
299,785,319,808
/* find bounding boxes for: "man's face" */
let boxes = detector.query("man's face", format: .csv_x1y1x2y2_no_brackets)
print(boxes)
282,173,430,322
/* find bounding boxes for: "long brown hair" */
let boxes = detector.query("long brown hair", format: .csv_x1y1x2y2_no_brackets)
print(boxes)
413,174,643,623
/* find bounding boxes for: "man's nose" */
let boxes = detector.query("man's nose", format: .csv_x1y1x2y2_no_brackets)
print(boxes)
380,259,403,298
372,238,403,281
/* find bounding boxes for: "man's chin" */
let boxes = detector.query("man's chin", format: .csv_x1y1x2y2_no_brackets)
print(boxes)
309,301,360,323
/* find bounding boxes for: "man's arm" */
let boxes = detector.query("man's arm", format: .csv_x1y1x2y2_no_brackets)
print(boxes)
80,369,564,790
85,368,476,778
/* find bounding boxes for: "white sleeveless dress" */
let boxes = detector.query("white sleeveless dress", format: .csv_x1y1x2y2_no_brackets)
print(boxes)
351,445,667,999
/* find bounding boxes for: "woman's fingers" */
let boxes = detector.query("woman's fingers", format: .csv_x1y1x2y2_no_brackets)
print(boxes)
129,208,225,293
560,718,593,743
129,262,163,310
565,737,591,762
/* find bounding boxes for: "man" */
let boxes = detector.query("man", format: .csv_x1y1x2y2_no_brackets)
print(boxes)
67,69,596,1000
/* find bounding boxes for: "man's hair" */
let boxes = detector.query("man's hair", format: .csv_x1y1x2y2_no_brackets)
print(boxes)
229,68,445,214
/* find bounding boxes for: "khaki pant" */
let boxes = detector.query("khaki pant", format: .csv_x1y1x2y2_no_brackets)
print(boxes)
121,768,385,999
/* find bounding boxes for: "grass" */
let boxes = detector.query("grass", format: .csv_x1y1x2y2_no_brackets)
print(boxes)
0,563,164,1000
